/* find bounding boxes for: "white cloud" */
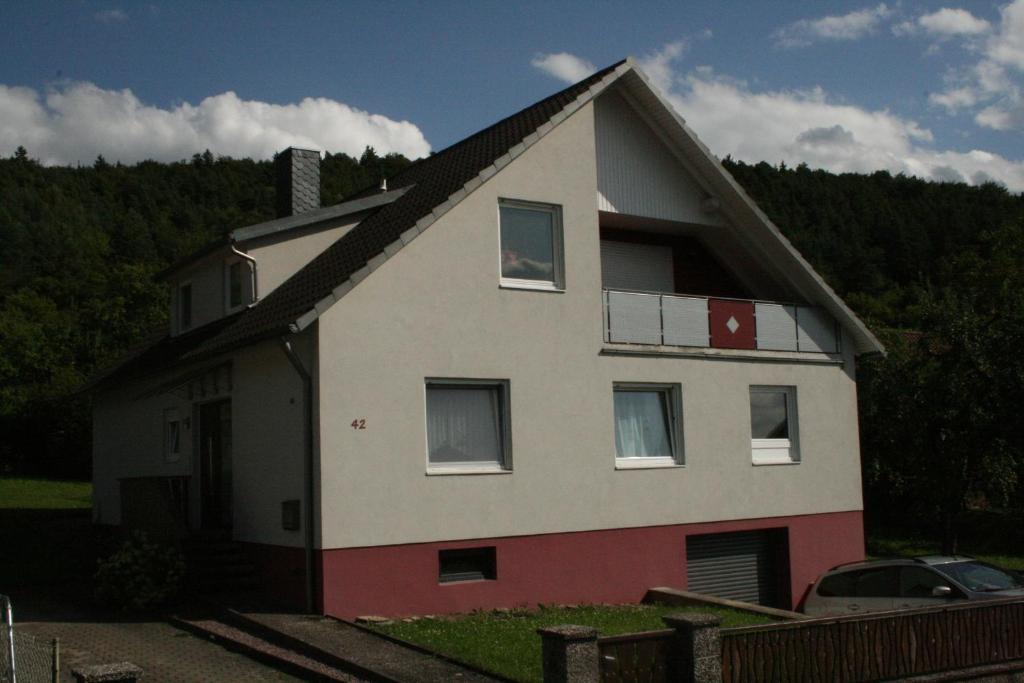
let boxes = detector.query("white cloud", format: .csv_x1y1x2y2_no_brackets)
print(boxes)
0,81,431,166
918,8,991,36
987,0,1024,69
924,2,1024,131
773,4,892,48
638,42,688,94
94,9,127,23
632,46,1024,191
929,86,978,110
530,53,596,84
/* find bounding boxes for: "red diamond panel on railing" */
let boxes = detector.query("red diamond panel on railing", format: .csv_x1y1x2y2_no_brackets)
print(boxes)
709,299,755,349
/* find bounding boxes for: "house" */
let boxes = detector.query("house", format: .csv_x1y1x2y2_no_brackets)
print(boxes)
89,58,883,619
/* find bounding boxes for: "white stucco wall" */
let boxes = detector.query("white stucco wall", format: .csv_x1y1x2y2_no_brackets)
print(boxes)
92,337,309,548
314,98,864,551
92,379,195,526
245,216,360,297
167,216,360,336
230,338,309,547
171,255,226,334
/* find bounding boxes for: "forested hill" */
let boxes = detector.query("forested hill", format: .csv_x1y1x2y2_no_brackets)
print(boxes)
722,159,1024,329
0,149,1021,478
0,147,411,476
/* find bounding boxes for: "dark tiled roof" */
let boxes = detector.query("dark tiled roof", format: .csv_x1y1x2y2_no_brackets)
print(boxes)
90,60,625,387
182,59,626,361
83,313,242,392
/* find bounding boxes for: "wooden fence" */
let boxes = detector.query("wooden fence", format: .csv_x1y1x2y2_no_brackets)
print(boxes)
568,598,1024,683
721,598,1024,683
598,629,672,682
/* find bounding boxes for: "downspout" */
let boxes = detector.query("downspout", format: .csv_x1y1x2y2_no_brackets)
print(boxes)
279,337,316,614
229,243,259,303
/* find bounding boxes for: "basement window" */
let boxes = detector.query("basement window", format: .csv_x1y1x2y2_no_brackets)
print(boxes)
439,547,497,583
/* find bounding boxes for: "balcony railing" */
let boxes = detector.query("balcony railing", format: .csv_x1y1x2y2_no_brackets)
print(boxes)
603,289,840,354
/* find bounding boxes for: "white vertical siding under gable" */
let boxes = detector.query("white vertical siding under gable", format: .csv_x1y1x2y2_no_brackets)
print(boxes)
595,91,723,226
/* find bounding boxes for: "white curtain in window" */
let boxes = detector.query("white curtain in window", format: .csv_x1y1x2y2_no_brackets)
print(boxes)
614,391,672,458
427,386,502,464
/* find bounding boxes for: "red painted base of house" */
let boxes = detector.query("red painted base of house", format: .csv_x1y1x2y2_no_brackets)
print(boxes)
314,510,863,619
241,541,308,611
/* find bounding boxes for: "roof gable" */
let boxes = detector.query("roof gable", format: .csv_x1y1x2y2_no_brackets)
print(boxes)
181,59,629,361
162,56,880,367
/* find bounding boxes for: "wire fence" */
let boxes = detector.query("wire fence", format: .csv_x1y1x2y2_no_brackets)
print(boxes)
1,596,58,683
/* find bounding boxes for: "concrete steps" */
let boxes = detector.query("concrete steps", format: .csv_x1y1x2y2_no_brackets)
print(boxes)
173,614,369,682
173,607,507,683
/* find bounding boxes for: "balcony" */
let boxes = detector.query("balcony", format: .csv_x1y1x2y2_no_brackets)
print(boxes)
602,289,840,354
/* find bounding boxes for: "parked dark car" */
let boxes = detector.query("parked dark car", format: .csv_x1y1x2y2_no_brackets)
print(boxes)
802,556,1024,616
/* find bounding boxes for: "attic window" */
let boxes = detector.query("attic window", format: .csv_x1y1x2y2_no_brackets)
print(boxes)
179,282,193,330
227,261,244,310
499,199,564,291
163,408,181,462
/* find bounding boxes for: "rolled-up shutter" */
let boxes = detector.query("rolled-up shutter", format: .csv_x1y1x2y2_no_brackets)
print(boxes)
686,530,784,607
600,240,674,293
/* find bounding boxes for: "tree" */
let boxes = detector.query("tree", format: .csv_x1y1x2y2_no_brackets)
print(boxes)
860,221,1024,551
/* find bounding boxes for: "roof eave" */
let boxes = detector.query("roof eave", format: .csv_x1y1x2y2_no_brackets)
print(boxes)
287,61,634,334
155,187,411,283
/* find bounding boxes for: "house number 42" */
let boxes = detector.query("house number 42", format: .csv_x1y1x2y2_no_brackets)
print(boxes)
351,419,366,430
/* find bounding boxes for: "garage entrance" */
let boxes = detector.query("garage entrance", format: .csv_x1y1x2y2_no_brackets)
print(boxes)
685,529,790,608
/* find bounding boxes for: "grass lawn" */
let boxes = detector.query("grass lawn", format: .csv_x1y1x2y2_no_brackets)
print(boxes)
371,603,774,682
0,477,92,509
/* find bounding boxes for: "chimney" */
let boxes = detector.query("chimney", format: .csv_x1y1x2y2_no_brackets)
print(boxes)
275,147,321,217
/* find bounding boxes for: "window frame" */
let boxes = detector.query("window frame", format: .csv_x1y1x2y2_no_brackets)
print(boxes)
178,280,193,331
497,198,565,292
612,382,684,469
224,259,246,313
749,385,800,465
163,407,181,463
424,378,513,475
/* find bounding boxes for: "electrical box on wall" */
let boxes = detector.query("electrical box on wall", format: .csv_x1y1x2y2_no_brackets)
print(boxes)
281,499,300,531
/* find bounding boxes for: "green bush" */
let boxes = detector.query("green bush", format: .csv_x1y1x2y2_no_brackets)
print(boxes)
94,531,184,611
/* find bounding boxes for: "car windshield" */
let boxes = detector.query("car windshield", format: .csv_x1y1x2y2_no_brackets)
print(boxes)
931,561,1024,592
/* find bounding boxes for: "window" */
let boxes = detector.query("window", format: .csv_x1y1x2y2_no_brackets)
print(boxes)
439,547,497,583
499,199,564,290
227,261,244,311
900,567,956,598
426,380,511,472
854,567,900,598
613,384,683,468
750,386,799,464
178,282,193,330
163,408,181,462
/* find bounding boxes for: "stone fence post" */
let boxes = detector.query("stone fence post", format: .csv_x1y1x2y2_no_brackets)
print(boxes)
663,613,722,683
537,625,600,683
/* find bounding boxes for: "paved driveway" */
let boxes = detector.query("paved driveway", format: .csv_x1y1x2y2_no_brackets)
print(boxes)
10,590,301,683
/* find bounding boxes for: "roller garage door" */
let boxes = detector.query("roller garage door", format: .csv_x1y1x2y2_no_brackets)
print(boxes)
685,530,788,607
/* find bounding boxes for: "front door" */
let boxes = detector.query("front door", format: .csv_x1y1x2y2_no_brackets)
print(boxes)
199,399,232,530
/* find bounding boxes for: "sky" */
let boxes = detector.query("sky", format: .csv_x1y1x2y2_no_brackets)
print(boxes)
2,1,1023,191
